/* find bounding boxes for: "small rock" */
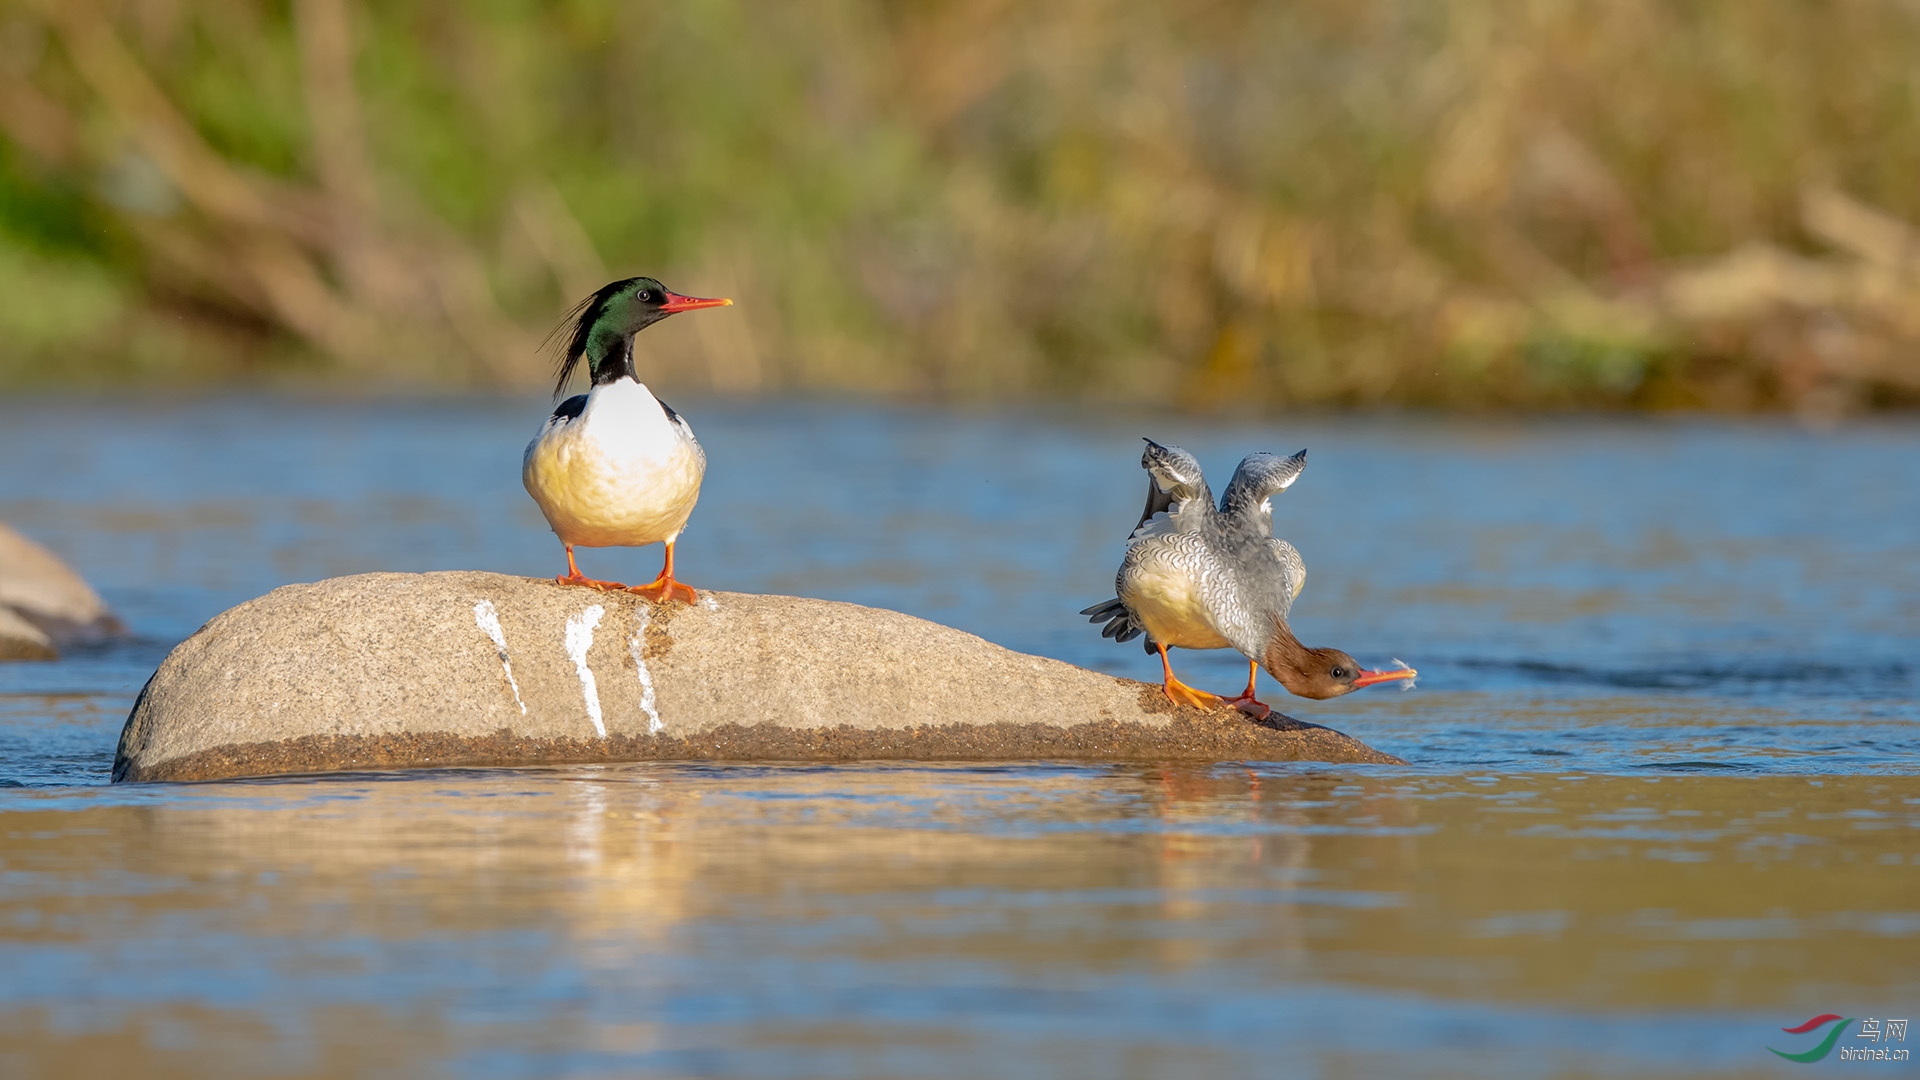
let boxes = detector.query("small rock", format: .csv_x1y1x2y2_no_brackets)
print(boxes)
0,522,124,658
0,604,55,661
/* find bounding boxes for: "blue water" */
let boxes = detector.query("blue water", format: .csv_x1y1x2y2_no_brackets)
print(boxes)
1,395,1916,1077
3,397,1916,781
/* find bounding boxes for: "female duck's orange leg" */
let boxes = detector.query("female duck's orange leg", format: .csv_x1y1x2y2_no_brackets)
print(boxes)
1157,642,1225,710
627,540,697,604
1223,659,1272,719
555,544,627,590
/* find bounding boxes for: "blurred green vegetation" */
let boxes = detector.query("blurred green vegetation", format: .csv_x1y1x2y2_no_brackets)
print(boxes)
3,0,1920,413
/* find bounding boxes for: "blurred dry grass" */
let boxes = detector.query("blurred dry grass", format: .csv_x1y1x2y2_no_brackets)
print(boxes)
3,0,1920,414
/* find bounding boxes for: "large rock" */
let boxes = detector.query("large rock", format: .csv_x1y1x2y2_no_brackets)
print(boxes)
0,521,124,659
113,571,1401,782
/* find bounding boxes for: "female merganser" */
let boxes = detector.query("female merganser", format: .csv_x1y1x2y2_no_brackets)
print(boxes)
523,277,732,602
1080,439,1416,714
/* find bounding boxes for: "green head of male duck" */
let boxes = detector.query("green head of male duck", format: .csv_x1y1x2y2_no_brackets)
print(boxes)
552,277,733,395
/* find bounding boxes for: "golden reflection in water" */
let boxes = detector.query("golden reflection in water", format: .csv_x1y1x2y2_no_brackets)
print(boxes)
0,766,1915,1075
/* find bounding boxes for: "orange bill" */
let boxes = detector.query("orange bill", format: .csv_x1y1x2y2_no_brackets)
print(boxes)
1352,665,1418,688
660,291,733,313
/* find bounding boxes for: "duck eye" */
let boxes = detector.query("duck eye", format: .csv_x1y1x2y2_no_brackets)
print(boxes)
637,289,654,303
1331,666,1348,678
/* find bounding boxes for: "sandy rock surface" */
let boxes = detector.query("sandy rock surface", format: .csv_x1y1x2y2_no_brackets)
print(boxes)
113,571,1401,781
0,522,123,660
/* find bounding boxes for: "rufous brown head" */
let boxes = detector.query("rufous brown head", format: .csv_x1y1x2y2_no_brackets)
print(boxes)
1262,625,1417,700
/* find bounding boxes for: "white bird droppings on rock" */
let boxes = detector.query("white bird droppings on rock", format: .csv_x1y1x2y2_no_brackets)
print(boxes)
565,604,607,738
472,599,527,715
629,607,663,735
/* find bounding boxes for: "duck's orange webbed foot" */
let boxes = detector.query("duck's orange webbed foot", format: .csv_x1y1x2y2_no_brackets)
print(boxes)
555,545,626,590
625,541,697,605
627,576,697,604
1222,693,1270,719
556,572,628,591
1156,642,1227,711
1164,679,1226,711
1222,659,1272,719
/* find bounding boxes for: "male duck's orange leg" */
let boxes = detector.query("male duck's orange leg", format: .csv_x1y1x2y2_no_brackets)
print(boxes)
555,544,627,590
1223,659,1271,719
627,540,697,604
1156,642,1225,710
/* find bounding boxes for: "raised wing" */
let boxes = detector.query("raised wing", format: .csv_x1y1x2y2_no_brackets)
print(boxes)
1220,449,1307,520
1131,438,1215,540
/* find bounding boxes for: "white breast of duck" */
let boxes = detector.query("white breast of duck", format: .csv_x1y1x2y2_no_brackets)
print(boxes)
522,377,706,549
1118,531,1238,652
1116,446,1312,658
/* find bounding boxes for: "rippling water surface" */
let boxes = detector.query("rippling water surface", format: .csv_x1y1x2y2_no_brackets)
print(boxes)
1,396,1916,1077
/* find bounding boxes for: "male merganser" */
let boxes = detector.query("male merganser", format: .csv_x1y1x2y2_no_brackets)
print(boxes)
1080,439,1416,714
523,277,732,602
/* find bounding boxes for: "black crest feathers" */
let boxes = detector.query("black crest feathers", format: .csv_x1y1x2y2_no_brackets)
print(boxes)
546,278,638,398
